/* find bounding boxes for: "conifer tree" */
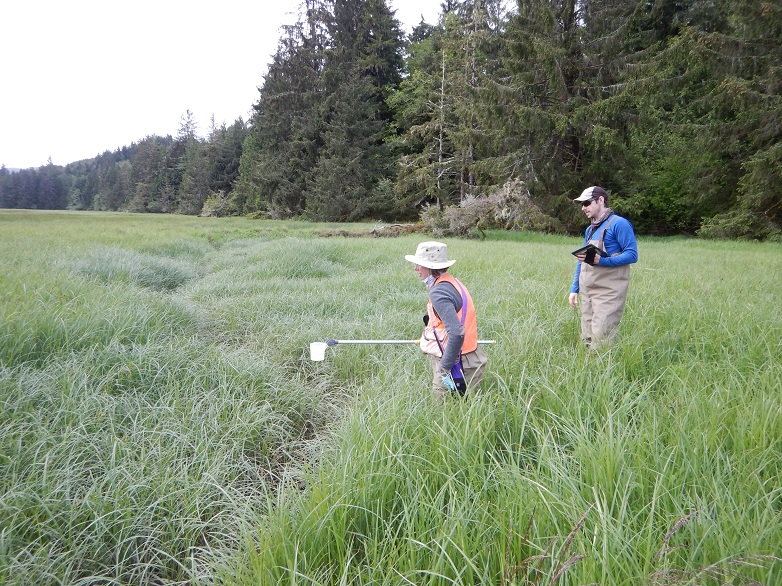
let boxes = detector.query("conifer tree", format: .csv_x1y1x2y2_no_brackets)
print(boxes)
392,2,500,211
178,139,211,215
235,1,328,218
697,0,782,236
127,136,168,213
604,0,781,236
446,0,513,198
390,19,452,212
308,0,405,220
94,161,132,211
207,118,246,197
0,166,10,208
501,0,587,198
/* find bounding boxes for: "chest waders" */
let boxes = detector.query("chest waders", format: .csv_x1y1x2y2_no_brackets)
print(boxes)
579,216,630,347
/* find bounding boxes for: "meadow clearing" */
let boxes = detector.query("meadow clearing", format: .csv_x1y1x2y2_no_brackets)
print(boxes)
0,210,780,585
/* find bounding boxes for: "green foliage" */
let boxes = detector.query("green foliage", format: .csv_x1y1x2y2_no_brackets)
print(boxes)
697,209,781,241
419,202,449,234
388,28,454,211
0,163,69,210
738,141,782,228
176,137,211,214
613,128,717,235
208,119,246,196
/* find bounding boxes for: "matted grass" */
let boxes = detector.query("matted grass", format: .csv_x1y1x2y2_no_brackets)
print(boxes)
1,211,780,585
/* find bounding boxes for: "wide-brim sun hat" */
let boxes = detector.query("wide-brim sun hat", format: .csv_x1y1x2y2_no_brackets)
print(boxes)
405,241,457,270
573,185,607,202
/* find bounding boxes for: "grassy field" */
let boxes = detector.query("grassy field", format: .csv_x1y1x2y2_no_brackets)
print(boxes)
1,210,780,585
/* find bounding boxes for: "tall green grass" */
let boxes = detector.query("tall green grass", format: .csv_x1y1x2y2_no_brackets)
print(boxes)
1,212,780,585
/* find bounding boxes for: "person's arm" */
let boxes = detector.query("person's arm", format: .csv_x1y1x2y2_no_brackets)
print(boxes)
429,282,464,372
571,262,581,293
570,228,588,295
597,218,638,267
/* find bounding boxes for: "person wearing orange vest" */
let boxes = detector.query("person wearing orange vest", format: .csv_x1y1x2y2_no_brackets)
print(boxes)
405,241,488,399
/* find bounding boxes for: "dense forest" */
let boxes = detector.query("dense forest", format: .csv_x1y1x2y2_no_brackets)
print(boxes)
1,0,780,239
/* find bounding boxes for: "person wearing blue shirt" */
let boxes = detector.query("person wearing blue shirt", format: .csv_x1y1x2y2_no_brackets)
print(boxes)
568,186,638,349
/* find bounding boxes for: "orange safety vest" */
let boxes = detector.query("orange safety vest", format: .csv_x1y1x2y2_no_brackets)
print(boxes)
427,274,479,355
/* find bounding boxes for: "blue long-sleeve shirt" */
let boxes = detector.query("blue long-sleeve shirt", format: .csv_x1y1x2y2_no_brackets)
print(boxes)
571,213,638,293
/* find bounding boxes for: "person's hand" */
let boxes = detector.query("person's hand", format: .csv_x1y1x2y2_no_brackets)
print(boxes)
576,251,599,266
441,372,457,392
568,292,579,308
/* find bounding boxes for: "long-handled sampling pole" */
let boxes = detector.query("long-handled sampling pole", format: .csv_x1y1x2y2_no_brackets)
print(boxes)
309,338,496,361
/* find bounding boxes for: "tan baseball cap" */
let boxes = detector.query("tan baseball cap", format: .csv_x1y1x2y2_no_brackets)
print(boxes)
573,186,607,202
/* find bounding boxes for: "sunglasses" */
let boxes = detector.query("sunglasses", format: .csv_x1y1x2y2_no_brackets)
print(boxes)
581,198,598,207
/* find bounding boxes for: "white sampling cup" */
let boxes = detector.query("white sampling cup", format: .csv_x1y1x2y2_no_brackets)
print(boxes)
309,342,327,361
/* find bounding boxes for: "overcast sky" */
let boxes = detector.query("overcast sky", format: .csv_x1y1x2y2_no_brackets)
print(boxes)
0,1,441,170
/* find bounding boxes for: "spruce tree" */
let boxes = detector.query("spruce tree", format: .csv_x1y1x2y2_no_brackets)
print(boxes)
207,118,246,197
604,0,781,237
389,19,454,213
236,1,328,218
127,136,168,213
308,0,405,221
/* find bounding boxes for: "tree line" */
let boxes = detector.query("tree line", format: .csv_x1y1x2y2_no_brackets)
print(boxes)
1,0,779,239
